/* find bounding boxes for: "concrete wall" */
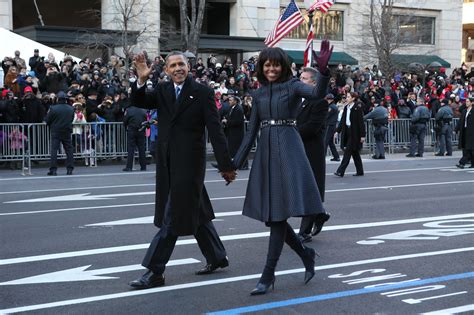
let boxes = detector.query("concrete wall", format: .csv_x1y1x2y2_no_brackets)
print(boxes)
0,0,12,29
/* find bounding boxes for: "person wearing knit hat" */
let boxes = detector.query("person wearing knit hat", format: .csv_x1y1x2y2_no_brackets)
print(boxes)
24,86,33,94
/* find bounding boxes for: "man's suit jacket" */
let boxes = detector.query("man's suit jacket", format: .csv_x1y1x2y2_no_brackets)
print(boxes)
224,104,245,157
297,98,329,201
131,75,233,236
337,102,366,151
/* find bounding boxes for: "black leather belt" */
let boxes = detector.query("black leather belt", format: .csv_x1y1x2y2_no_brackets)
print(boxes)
260,119,297,128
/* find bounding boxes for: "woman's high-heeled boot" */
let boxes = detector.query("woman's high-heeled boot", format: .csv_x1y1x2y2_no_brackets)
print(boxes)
284,222,317,284
251,221,286,295
250,267,275,295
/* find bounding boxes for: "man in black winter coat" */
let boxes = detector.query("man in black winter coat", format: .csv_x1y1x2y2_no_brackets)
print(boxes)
128,51,236,289
296,67,331,243
44,91,74,175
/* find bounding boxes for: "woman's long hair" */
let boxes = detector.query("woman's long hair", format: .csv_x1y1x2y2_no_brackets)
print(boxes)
256,47,293,85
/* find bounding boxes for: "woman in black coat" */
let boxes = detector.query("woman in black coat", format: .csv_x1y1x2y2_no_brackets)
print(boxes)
334,92,366,177
232,41,333,295
455,97,474,168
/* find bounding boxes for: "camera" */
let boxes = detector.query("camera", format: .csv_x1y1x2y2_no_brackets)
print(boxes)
138,119,156,132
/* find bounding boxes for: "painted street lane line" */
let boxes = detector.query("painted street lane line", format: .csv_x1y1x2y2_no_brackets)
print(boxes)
2,213,474,265
0,166,459,183
4,179,474,205
1,248,472,314
0,258,200,285
422,304,474,314
85,211,242,226
206,272,474,315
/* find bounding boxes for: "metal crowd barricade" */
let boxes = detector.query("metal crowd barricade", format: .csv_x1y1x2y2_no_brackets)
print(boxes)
0,118,462,175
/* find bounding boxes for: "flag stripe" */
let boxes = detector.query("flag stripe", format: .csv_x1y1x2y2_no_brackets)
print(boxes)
265,0,305,47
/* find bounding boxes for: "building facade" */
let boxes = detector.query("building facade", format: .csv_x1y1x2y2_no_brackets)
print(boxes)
0,0,463,70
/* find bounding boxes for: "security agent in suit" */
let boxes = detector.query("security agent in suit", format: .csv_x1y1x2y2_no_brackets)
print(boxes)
325,94,340,161
222,95,248,170
406,101,431,157
128,51,236,289
364,102,388,159
455,97,474,168
297,67,331,243
334,92,366,177
122,105,147,171
434,99,453,156
44,91,74,176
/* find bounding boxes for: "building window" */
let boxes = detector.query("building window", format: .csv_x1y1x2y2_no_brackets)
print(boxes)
286,10,343,41
395,15,435,45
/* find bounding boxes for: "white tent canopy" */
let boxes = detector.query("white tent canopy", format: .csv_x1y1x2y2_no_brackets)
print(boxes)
0,27,81,69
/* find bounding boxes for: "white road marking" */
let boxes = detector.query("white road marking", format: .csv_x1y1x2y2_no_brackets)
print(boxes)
86,211,241,226
3,179,473,206
422,304,474,314
0,166,459,183
2,213,473,266
0,258,199,285
1,247,472,314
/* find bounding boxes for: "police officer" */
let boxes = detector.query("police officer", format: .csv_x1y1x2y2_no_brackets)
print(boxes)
406,100,431,157
434,99,453,156
45,91,74,175
364,101,388,159
123,105,147,171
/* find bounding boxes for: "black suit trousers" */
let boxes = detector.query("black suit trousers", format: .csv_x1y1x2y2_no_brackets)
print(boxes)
336,128,364,175
142,196,227,275
126,129,146,169
325,124,339,159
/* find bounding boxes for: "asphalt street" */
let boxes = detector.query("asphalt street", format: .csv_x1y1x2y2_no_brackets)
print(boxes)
0,153,473,314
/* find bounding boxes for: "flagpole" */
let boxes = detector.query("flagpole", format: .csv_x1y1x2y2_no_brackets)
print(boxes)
307,10,314,66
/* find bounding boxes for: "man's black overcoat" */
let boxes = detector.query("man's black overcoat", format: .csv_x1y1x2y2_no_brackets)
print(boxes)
296,99,329,202
131,76,233,236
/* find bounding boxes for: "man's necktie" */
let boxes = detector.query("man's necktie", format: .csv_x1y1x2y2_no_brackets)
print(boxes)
175,86,181,100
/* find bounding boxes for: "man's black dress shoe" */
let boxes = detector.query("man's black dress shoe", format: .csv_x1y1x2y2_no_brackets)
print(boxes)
122,168,132,172
406,154,415,157
371,155,380,159
353,173,364,176
47,170,57,176
456,164,465,169
330,157,340,161
311,212,331,236
298,233,312,243
129,270,165,289
334,172,343,177
415,153,423,157
434,153,444,156
195,257,229,275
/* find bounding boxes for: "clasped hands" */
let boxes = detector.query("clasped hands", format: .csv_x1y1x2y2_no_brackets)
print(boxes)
220,170,237,186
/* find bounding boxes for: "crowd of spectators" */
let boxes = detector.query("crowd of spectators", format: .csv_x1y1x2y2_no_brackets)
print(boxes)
1,47,473,158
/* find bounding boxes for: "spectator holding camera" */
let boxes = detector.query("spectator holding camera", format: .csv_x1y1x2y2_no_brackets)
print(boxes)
28,49,47,80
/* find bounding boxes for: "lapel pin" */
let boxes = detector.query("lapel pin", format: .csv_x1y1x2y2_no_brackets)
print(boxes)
190,96,194,99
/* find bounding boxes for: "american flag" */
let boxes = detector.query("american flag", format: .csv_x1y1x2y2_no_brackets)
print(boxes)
307,0,334,13
264,0,304,47
303,23,314,67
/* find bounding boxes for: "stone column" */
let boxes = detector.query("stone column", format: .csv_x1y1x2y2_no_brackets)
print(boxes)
101,0,160,58
0,0,13,30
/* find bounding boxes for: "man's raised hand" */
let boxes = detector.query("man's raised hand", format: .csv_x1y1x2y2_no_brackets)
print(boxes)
133,53,152,85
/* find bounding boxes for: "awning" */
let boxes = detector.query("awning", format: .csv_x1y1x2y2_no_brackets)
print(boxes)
286,50,358,66
391,54,451,68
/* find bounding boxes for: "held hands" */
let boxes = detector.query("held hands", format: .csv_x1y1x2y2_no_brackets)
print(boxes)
133,52,152,85
220,170,237,186
315,39,334,75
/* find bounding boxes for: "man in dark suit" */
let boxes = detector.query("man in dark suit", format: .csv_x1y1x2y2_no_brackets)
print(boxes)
334,92,366,177
222,95,248,170
128,52,236,289
324,93,340,161
297,67,331,243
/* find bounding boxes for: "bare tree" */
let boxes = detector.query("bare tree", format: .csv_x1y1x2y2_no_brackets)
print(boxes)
179,0,206,55
350,0,430,78
112,0,153,72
